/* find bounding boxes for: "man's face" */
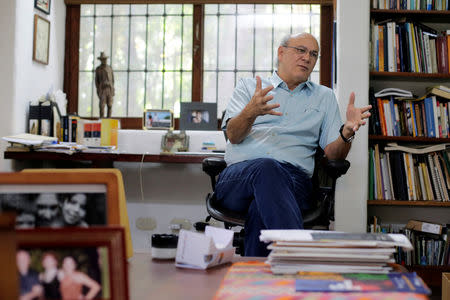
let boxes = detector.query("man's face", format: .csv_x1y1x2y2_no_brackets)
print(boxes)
277,35,319,84
36,193,60,225
62,193,87,225
16,250,31,274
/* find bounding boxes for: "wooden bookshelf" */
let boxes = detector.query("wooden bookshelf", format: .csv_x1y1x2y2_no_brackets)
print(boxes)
370,71,450,78
369,135,450,143
368,200,450,207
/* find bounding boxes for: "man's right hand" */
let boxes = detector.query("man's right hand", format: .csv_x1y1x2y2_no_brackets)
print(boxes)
244,76,282,118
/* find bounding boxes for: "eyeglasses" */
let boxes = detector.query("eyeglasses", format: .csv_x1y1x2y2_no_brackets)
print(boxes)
283,45,319,59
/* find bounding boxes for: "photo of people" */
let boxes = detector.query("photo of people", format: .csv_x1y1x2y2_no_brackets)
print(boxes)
0,192,106,229
17,247,108,300
189,110,209,124
143,110,173,129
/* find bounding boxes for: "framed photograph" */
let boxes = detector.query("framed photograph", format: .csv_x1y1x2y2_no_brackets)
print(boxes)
180,102,217,131
16,227,128,300
0,171,121,229
143,109,173,130
33,14,50,65
35,0,51,14
161,130,189,153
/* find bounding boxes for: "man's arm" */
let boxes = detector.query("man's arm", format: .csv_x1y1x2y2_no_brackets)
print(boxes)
324,92,372,159
226,76,281,144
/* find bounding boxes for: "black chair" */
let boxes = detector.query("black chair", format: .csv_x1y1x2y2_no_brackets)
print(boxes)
202,149,350,255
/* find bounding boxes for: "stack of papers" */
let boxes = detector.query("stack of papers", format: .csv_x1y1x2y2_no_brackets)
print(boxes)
260,230,413,274
3,133,57,146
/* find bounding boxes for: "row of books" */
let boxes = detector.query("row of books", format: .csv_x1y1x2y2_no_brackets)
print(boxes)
369,87,450,138
370,20,450,74
369,144,450,201
372,0,450,10
368,218,450,267
60,116,120,147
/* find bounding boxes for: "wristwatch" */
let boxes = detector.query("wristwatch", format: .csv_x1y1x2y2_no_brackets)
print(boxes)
339,124,355,143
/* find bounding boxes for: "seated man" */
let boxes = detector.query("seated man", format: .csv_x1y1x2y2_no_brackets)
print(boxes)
215,32,371,256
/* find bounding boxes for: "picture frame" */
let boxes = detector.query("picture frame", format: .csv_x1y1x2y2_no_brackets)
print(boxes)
143,109,173,130
16,227,128,300
33,14,50,65
180,102,218,131
0,171,121,229
161,130,189,153
35,0,51,14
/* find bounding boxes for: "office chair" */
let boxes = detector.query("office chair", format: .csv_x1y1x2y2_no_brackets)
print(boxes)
202,149,350,255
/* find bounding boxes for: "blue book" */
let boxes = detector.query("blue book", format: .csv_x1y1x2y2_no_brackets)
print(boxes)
424,97,435,138
389,96,399,136
411,101,418,137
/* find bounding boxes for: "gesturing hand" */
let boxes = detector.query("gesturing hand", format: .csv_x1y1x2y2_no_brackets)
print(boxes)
345,92,372,134
246,76,282,118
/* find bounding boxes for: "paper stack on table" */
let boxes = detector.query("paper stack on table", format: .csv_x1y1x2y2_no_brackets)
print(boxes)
260,230,413,275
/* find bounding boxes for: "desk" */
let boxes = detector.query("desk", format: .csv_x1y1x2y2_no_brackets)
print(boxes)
4,151,220,167
128,254,430,300
128,253,246,300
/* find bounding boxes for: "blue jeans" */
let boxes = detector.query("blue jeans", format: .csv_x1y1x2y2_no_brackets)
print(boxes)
215,158,312,257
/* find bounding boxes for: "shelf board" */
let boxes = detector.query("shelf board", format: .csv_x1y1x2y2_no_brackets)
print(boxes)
369,135,450,143
368,200,450,206
370,71,450,78
371,9,450,22
371,9,450,15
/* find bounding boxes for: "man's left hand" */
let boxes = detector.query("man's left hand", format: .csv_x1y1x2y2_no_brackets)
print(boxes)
344,92,372,137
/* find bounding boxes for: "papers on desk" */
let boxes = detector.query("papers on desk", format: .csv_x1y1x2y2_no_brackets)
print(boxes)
175,226,234,270
261,230,413,275
3,133,57,146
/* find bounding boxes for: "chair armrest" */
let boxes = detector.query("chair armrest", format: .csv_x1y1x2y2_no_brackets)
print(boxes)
322,159,350,179
202,157,227,178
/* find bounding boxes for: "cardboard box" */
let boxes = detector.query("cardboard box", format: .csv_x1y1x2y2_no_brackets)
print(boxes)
405,220,442,235
175,226,235,269
443,273,450,300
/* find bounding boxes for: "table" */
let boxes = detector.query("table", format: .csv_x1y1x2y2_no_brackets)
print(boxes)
128,253,243,300
4,151,220,167
127,254,430,300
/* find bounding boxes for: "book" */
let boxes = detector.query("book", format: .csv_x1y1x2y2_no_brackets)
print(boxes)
374,88,413,98
384,142,448,154
295,272,430,294
2,133,57,146
426,86,450,100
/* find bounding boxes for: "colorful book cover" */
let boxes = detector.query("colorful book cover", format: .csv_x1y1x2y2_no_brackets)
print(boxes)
295,272,431,295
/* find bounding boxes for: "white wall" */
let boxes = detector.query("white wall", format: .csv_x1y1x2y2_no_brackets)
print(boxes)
334,0,370,232
0,0,66,171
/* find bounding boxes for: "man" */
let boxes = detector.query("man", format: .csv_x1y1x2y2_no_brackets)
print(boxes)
61,193,88,227
95,51,115,118
215,33,371,256
17,250,43,300
35,193,64,227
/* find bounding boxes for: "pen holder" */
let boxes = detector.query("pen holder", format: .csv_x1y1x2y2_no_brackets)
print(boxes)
151,234,178,259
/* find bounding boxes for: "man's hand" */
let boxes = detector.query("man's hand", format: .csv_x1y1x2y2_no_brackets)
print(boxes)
244,76,282,118
343,92,372,137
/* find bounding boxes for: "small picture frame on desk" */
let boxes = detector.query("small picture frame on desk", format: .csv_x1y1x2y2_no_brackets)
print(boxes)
143,109,173,130
0,171,121,229
33,14,50,65
161,130,189,153
180,102,217,131
16,227,128,300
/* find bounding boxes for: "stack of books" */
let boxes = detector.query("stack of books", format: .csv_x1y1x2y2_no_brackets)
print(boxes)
260,230,413,275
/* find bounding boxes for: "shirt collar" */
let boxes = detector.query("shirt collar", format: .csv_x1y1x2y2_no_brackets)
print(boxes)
270,70,313,92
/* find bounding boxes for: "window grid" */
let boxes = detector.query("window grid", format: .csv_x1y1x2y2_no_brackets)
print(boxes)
203,4,319,105
80,4,193,117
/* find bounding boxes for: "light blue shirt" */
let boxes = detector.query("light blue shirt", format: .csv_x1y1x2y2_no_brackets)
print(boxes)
222,71,342,177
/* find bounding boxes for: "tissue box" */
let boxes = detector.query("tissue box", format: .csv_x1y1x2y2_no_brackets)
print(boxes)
175,226,235,269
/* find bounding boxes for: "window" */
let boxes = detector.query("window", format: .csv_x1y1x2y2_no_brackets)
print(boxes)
71,2,330,125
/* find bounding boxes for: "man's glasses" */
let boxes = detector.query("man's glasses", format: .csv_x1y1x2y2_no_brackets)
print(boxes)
283,45,319,59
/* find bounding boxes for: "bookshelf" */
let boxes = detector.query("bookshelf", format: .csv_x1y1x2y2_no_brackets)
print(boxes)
368,5,450,288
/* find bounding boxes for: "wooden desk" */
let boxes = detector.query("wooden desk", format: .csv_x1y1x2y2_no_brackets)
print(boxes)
128,253,245,300
128,254,431,300
4,151,221,168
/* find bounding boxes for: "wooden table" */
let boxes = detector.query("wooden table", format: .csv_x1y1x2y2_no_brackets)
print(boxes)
128,253,244,300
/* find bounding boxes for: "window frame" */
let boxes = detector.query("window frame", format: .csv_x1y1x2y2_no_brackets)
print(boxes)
64,1,334,129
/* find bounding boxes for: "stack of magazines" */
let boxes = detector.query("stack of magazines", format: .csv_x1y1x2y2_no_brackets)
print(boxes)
260,230,413,275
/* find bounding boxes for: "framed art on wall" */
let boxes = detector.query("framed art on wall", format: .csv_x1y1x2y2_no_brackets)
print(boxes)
33,14,50,65
35,0,51,14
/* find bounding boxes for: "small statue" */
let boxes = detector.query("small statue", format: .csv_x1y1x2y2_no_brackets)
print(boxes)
95,52,114,118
